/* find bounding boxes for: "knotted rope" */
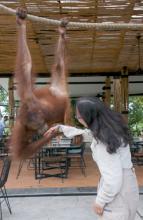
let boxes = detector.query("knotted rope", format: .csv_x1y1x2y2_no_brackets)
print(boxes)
0,3,143,30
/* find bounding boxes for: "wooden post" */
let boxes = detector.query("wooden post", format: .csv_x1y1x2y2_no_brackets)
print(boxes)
113,75,122,113
8,76,15,129
121,66,129,122
64,100,72,126
103,76,111,107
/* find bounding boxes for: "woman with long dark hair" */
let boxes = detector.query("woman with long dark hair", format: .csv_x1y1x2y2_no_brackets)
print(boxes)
44,97,139,220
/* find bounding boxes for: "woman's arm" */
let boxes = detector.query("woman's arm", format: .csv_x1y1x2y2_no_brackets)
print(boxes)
44,124,90,139
58,125,86,138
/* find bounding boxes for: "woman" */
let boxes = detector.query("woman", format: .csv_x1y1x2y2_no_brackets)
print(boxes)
44,97,139,220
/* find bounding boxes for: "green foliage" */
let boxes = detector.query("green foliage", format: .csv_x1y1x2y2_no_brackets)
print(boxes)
129,96,143,137
0,85,9,115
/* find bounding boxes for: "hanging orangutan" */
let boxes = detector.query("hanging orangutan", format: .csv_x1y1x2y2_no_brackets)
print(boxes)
9,8,71,159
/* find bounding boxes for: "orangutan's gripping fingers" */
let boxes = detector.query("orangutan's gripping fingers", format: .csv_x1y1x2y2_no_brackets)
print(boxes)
60,18,69,28
58,18,69,37
16,7,27,20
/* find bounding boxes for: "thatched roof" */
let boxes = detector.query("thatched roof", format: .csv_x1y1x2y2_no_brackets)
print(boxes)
0,1,143,76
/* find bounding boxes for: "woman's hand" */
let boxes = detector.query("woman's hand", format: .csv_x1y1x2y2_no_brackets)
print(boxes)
93,202,104,216
44,126,59,140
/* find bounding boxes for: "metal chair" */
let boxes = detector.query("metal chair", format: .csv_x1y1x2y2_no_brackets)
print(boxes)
0,157,12,219
67,142,86,176
0,139,8,158
35,137,71,181
131,141,143,165
16,156,35,179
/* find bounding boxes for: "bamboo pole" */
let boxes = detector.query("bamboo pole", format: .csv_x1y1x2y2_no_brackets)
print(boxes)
103,76,111,107
113,75,122,113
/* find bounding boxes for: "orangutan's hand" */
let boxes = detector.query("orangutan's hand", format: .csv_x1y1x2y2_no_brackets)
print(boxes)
58,18,69,38
16,7,27,26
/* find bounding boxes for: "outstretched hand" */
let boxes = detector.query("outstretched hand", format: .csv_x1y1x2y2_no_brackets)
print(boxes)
44,126,59,140
16,7,27,26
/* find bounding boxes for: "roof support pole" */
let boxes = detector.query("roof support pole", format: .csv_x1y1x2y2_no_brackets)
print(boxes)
113,75,122,113
8,76,15,129
121,66,129,123
103,76,111,107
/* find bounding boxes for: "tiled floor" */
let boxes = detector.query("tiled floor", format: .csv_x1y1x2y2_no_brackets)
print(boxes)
6,153,143,189
3,196,143,220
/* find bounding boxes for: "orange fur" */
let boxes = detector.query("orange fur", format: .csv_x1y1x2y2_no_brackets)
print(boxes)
9,10,70,159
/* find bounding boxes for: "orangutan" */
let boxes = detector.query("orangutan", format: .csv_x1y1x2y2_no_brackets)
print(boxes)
9,8,71,159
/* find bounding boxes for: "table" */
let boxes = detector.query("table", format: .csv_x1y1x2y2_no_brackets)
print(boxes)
34,138,72,180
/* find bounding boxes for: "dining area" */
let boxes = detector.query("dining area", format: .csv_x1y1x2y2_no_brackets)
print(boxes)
6,134,92,185
0,133,143,220
6,144,98,189
34,136,86,181
1,133,143,187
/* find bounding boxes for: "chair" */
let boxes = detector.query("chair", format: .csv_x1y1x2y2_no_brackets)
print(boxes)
131,141,143,165
35,137,71,181
67,142,86,176
0,157,12,219
16,133,42,179
16,156,35,179
0,139,8,158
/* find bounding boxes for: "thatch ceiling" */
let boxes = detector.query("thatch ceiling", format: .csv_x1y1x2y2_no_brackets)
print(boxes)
0,0,143,75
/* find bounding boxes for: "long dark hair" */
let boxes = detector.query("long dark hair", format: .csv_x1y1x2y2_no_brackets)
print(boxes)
76,97,132,154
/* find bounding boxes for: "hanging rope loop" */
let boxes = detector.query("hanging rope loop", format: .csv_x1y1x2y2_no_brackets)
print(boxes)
1,3,143,31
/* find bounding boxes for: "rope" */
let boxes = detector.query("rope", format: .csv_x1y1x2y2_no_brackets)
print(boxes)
0,3,143,31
